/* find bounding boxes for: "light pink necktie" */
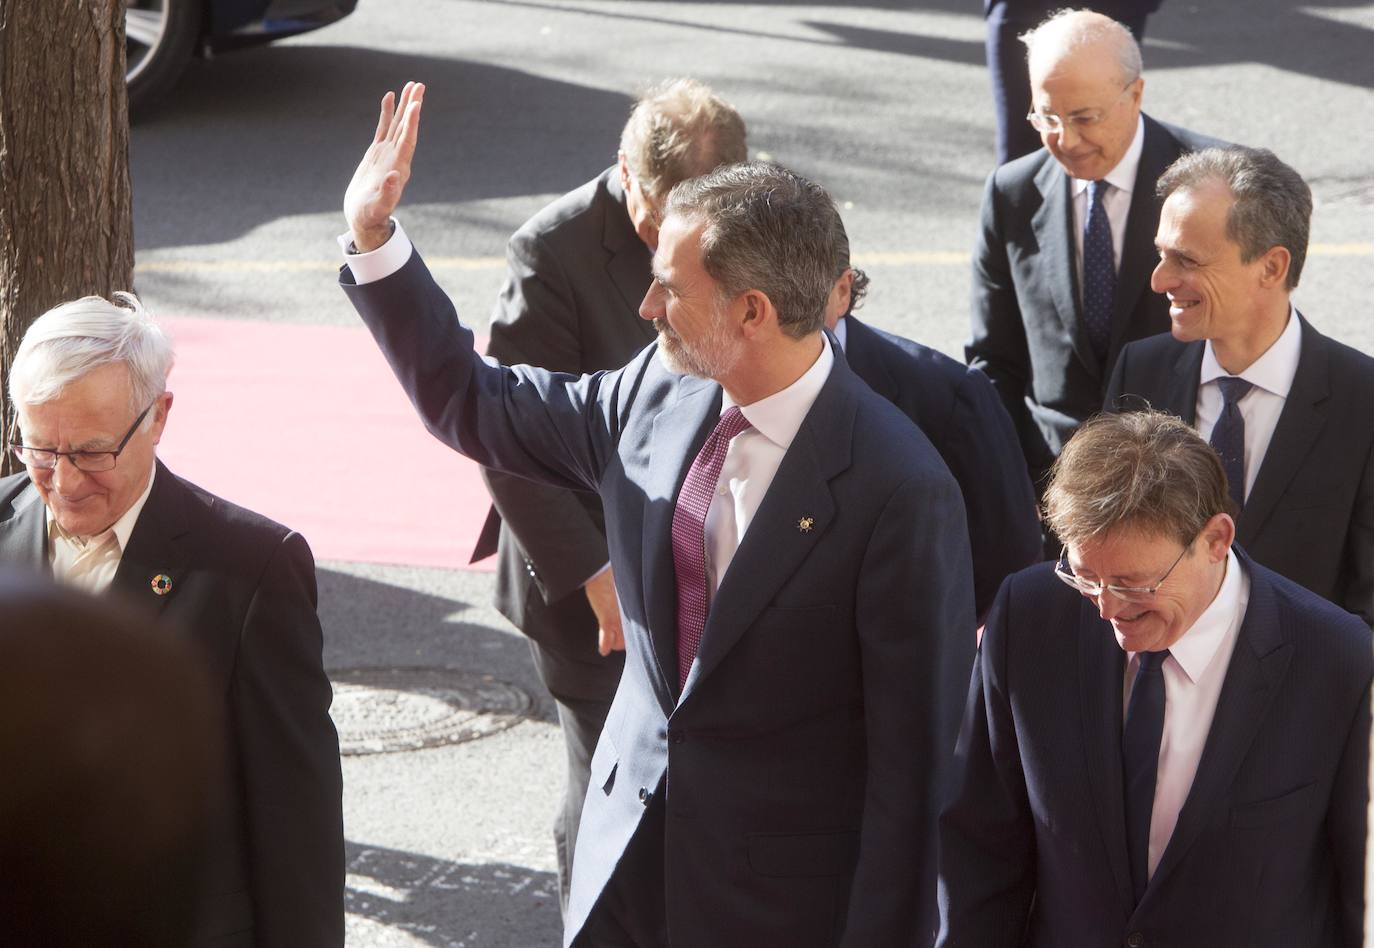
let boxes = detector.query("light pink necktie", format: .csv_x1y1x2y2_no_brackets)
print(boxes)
671,406,752,689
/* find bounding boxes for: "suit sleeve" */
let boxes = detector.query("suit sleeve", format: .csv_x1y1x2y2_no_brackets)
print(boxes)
1324,666,1370,947
234,531,344,947
482,228,611,600
342,247,622,496
948,367,1042,621
1341,436,1374,625
840,467,977,947
936,578,1037,947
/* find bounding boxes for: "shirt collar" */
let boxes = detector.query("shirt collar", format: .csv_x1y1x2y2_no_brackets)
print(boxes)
1073,114,1145,197
46,462,157,553
1200,304,1302,397
722,334,835,450
832,316,849,352
1138,547,1247,685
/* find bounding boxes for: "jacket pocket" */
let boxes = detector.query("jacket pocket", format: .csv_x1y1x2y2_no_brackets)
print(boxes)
746,829,859,878
589,729,618,795
1231,783,1314,828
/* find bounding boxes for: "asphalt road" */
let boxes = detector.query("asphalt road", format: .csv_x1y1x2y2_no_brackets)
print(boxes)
127,2,1374,945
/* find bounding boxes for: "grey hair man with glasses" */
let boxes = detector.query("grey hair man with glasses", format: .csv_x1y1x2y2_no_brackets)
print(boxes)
0,294,345,946
937,409,1370,946
967,8,1220,502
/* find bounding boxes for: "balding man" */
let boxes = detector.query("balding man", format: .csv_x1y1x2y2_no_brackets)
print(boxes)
468,78,747,913
1107,147,1374,623
967,9,1219,494
0,295,344,945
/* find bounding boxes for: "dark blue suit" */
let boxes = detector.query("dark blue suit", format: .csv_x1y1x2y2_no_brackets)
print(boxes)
343,249,976,948
841,315,1040,620
937,552,1370,946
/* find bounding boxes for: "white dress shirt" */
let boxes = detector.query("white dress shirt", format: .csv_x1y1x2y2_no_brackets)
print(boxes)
705,339,835,598
1195,306,1302,502
1071,115,1145,299
1118,547,1249,879
48,464,157,593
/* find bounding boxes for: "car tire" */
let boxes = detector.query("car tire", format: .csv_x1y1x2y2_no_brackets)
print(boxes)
125,0,202,116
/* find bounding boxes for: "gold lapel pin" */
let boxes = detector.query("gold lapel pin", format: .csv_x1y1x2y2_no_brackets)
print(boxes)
797,517,815,533
150,573,173,596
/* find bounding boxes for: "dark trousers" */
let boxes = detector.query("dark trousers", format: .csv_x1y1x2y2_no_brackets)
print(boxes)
986,2,1152,165
572,790,668,948
528,622,625,917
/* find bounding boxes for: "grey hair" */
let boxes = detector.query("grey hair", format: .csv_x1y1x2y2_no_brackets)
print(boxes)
620,78,748,204
831,215,870,313
1021,9,1143,86
1157,146,1312,290
665,161,839,339
8,292,173,416
1044,410,1233,548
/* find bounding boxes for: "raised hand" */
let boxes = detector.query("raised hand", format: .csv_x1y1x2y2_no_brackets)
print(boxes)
345,82,425,253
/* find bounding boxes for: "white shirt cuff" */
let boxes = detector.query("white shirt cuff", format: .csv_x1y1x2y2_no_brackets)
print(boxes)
582,561,613,587
337,218,413,285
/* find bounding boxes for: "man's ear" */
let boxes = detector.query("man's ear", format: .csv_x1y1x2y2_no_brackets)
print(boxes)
617,150,631,190
150,391,174,445
1257,245,1291,290
1200,511,1235,562
737,289,776,340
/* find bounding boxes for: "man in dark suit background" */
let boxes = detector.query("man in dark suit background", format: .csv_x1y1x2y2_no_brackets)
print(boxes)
0,295,344,946
968,9,1217,493
824,225,1040,621
1106,146,1374,623
469,78,746,913
984,1,1162,165
342,82,974,947
938,411,1370,946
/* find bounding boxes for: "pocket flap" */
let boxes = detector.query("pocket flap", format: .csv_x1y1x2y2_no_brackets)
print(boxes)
1231,782,1315,828
589,730,618,795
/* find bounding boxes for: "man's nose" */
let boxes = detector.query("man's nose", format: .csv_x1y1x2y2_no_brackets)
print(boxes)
1151,258,1175,295
50,455,89,491
639,283,663,322
1095,587,1129,620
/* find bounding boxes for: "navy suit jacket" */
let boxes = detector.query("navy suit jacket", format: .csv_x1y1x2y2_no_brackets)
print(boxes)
471,166,656,645
0,463,344,946
937,553,1370,947
983,0,1161,16
343,249,976,948
842,315,1040,620
1106,317,1374,624
967,114,1220,486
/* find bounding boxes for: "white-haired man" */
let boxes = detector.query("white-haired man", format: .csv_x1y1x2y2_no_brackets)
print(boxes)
0,294,344,946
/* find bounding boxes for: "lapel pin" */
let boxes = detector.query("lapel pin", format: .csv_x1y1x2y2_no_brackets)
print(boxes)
797,517,815,533
150,573,173,596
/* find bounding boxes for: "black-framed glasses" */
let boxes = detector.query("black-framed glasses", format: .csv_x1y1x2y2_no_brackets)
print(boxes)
1054,536,1194,605
10,402,154,473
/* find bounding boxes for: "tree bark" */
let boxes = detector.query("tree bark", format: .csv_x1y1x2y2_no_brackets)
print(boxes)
0,0,133,474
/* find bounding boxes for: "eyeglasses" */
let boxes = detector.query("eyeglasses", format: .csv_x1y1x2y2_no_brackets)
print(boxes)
10,402,154,473
1027,81,1135,134
1054,537,1193,605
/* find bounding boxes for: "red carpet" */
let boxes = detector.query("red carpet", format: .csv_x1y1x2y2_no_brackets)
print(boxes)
156,317,494,571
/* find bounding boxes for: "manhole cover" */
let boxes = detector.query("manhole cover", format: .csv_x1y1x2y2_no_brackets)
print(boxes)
330,667,534,756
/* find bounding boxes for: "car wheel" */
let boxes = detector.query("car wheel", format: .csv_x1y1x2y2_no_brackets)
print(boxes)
125,0,202,115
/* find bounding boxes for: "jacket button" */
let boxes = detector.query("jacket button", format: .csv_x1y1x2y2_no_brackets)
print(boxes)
638,786,651,805
1125,934,1144,948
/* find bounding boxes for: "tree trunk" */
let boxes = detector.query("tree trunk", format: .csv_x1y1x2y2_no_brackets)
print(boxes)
0,0,133,475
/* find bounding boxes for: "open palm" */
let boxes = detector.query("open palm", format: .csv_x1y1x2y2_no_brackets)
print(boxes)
344,81,425,252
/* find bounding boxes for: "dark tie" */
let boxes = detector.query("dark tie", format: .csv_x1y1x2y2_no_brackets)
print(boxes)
671,406,752,690
1083,180,1116,360
1210,377,1253,511
1123,648,1169,904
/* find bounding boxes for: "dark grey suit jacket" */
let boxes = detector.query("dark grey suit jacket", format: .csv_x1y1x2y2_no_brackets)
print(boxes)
842,315,1040,620
967,114,1219,486
343,249,976,948
1105,316,1374,624
0,462,344,946
471,166,656,644
938,553,1370,946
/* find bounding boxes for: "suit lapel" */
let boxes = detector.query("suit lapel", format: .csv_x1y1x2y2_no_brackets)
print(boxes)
640,375,722,697
0,481,50,573
602,173,657,345
1078,597,1135,912
1162,341,1204,422
109,462,190,621
1237,315,1328,548
1108,118,1171,362
1145,554,1291,896
1033,161,1098,378
835,317,898,402
679,362,854,702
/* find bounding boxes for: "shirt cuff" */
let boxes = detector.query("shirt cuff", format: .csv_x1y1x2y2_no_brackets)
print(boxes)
337,218,413,285
581,561,613,587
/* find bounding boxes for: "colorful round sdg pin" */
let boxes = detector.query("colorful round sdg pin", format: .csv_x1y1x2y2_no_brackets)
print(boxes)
151,573,173,596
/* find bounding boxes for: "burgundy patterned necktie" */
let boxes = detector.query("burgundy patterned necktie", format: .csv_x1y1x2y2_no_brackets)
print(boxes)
671,406,752,689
